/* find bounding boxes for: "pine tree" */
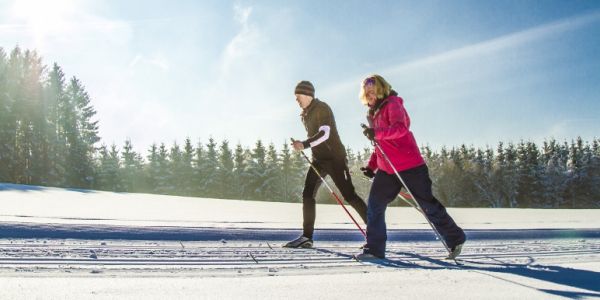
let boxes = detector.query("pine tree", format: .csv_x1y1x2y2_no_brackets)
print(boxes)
179,138,195,196
516,141,544,207
154,143,171,194
245,140,267,200
43,63,68,187
145,143,159,193
217,140,234,198
96,144,122,191
21,50,46,185
0,47,14,182
499,142,519,208
262,143,283,201
361,147,372,162
233,143,247,199
435,147,467,206
63,77,98,188
168,142,184,195
110,144,124,191
280,142,293,202
422,145,448,207
591,139,600,207
541,139,568,208
8,47,28,184
565,137,594,208
484,146,503,207
344,145,372,203
472,147,501,207
431,146,450,204
346,146,356,167
192,140,206,196
201,138,219,198
96,144,109,189
121,139,144,192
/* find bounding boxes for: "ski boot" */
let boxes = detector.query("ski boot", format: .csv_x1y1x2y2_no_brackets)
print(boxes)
283,236,313,248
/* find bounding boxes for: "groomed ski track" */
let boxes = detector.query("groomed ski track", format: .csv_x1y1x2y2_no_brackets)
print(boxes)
1,183,599,299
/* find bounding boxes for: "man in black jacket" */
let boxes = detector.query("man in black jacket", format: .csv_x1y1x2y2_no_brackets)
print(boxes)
285,80,368,248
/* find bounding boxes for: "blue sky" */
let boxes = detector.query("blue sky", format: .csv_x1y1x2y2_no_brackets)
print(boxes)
1,0,599,153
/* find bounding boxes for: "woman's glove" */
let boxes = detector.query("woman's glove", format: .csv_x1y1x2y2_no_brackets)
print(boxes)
362,127,375,141
360,166,375,178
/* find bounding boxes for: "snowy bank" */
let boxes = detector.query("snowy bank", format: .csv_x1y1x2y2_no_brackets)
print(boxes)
1,183,599,241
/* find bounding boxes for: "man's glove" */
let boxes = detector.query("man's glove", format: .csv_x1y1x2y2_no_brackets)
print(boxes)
362,127,375,141
360,167,375,178
291,139,304,151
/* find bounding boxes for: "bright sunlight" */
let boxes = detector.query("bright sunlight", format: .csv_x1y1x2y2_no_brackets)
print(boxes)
11,0,76,42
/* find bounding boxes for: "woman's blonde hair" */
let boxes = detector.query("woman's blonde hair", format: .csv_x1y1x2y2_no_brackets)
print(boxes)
359,74,392,105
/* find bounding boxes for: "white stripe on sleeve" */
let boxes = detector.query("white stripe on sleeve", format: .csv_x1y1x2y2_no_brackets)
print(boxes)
309,125,331,148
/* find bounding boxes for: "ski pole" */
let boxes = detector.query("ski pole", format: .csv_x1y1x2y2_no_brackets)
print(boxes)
354,173,415,203
360,124,451,254
291,138,366,238
353,174,422,212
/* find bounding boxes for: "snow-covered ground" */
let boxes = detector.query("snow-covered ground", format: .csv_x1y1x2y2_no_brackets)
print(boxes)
0,183,599,299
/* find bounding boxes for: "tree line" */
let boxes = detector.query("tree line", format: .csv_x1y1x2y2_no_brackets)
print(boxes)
1,46,599,208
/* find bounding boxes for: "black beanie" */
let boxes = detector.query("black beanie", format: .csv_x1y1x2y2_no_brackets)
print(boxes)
295,80,315,98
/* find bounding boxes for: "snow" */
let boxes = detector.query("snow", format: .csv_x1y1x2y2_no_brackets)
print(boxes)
1,270,595,300
1,183,598,230
0,183,599,299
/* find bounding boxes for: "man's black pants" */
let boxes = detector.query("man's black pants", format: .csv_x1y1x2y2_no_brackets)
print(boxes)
302,159,367,239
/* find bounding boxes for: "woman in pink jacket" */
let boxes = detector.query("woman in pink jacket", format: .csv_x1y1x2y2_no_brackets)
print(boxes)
356,74,466,260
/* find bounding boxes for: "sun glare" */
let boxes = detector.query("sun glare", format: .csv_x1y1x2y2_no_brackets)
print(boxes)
12,0,76,38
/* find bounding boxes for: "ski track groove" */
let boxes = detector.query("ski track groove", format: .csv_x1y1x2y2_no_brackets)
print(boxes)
0,238,598,277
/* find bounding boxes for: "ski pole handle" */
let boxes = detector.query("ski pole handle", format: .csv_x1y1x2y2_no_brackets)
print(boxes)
290,137,303,151
360,123,375,145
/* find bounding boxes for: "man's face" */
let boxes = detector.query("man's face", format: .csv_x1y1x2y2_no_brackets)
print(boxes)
295,94,313,109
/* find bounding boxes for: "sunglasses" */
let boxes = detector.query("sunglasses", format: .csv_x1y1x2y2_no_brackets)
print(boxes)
363,77,376,87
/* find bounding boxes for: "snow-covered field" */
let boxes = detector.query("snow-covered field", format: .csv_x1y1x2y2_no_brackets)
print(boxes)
1,183,599,299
